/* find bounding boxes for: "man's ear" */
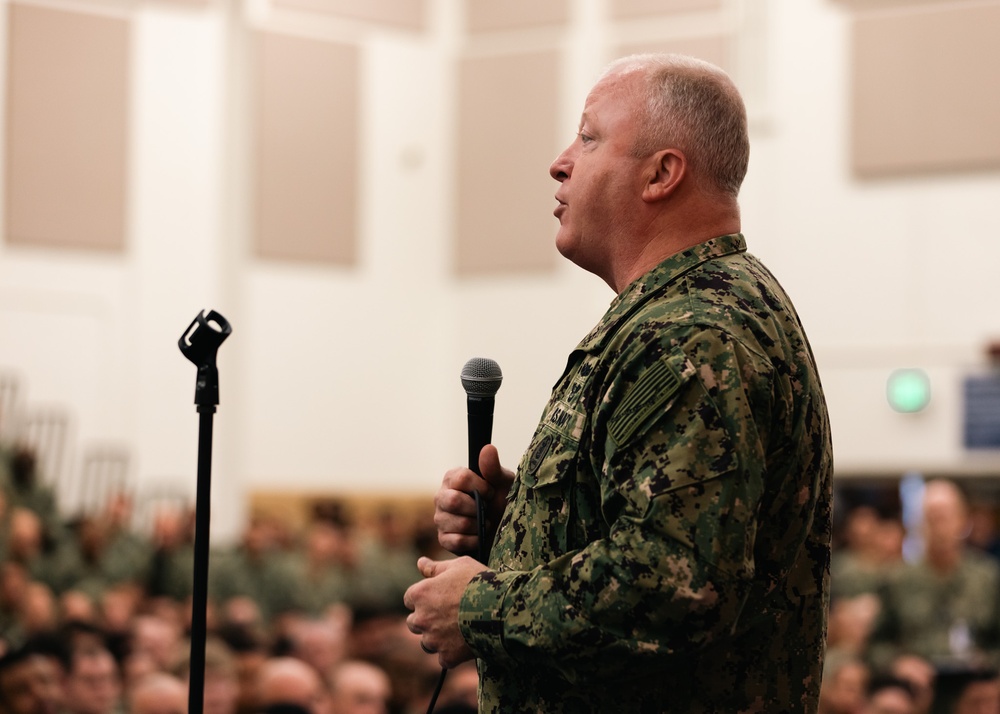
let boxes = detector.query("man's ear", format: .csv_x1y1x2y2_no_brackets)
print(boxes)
642,149,687,202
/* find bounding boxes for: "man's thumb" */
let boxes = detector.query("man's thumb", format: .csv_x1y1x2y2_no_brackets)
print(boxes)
478,444,503,484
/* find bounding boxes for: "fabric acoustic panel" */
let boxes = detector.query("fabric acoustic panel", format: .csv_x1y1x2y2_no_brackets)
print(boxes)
4,4,129,252
610,0,723,19
271,0,428,31
253,32,359,265
851,1,1000,177
454,51,560,276
613,34,731,73
465,0,570,33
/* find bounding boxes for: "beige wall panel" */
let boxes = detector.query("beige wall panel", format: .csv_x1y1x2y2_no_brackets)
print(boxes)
613,34,731,72
272,0,427,31
610,0,723,20
455,51,560,275
253,33,359,265
4,4,128,252
834,0,970,10
465,0,569,33
852,3,1000,176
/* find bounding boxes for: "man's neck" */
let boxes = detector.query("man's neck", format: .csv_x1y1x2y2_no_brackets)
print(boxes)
609,202,742,293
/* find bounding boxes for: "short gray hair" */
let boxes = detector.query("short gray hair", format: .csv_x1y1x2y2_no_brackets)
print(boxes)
602,54,750,198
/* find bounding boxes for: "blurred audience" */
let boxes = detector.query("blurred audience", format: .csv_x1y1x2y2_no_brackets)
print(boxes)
127,673,187,714
256,657,330,714
820,651,870,714
327,660,390,714
19,447,998,712
890,654,937,714
863,675,917,714
931,667,1000,714
62,645,123,714
869,480,1000,669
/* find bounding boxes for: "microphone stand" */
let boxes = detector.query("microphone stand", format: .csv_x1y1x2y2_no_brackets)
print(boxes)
179,310,232,714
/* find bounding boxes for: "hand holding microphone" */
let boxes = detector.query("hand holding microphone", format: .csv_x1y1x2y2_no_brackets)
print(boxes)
432,358,514,560
461,358,501,563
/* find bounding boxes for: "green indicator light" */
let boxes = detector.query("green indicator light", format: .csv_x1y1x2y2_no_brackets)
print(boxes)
887,368,931,413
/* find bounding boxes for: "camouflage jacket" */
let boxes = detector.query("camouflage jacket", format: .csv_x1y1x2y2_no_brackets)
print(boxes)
458,234,833,713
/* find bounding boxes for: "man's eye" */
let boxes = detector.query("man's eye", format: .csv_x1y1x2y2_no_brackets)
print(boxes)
578,132,593,144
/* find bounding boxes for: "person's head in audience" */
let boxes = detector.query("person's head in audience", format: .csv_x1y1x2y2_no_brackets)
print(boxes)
863,675,917,714
99,584,141,636
891,654,937,714
0,645,64,714
922,480,971,571
62,646,122,714
173,637,240,714
223,597,265,631
842,505,881,556
327,660,390,714
875,517,906,565
932,667,1000,714
256,657,330,714
6,509,43,564
19,583,57,638
827,594,881,656
0,563,29,616
59,591,97,626
127,673,187,714
820,651,870,714
130,613,183,673
304,522,345,568
217,624,270,714
242,517,278,559
289,619,348,682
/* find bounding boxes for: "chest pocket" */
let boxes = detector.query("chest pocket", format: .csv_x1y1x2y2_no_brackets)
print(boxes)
492,367,604,570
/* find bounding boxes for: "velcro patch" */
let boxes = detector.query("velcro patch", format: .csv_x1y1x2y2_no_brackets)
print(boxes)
608,358,683,446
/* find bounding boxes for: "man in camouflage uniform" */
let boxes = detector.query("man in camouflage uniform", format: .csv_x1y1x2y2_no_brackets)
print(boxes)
404,53,833,712
869,479,1000,670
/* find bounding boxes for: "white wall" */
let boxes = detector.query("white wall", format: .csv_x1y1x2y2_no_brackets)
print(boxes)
2,0,999,542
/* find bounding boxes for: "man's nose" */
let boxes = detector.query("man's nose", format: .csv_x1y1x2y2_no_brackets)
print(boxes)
549,147,573,182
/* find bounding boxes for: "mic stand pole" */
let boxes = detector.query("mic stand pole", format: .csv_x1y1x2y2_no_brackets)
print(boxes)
179,310,232,714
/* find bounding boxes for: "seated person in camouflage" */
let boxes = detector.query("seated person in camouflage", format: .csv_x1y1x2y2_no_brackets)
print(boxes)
870,480,1000,669
404,53,833,713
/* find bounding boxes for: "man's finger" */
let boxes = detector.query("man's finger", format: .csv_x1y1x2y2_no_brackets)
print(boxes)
418,557,439,578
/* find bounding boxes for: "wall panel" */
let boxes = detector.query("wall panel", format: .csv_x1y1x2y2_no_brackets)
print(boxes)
253,32,359,265
851,2,1000,176
4,4,129,252
610,0,723,19
272,0,427,31
465,0,570,33
454,51,560,275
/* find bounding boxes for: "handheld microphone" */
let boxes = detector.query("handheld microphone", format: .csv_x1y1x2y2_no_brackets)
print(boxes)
460,357,502,563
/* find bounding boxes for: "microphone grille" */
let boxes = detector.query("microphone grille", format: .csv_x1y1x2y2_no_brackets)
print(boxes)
461,357,503,397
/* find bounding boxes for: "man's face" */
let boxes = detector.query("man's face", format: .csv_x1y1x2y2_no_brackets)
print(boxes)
0,655,63,714
549,70,650,283
64,651,121,714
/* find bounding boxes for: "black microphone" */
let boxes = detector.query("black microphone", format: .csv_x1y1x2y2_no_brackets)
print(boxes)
460,357,502,563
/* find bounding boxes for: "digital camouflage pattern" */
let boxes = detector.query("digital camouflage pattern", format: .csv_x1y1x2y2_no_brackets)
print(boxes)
459,234,833,713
